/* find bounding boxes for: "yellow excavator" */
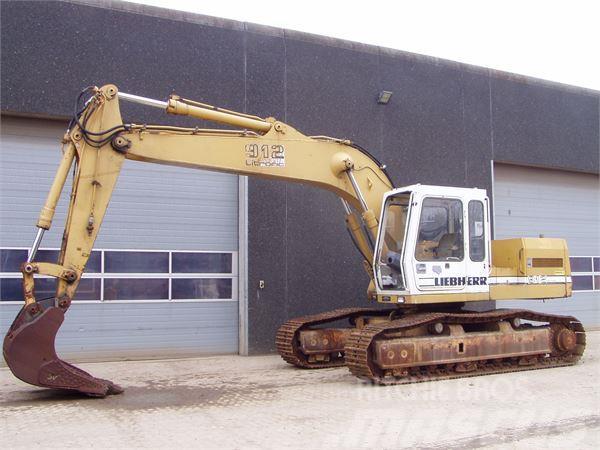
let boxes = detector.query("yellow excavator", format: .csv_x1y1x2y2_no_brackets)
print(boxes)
3,85,585,397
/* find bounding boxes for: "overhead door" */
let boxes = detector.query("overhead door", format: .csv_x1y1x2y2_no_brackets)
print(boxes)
0,116,240,361
493,163,599,327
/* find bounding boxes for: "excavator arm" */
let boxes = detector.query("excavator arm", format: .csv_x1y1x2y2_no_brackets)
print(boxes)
3,84,393,396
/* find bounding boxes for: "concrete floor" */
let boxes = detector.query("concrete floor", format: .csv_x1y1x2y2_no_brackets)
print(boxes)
1,333,599,449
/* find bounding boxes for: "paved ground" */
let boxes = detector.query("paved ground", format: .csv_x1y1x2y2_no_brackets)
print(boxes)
1,333,598,449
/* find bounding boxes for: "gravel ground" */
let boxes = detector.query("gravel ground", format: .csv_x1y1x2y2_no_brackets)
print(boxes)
1,332,598,449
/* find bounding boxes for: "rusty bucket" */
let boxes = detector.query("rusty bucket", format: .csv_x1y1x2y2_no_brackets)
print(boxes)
3,300,123,397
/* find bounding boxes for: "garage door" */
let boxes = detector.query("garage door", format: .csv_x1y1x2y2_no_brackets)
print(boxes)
493,164,599,327
0,116,240,361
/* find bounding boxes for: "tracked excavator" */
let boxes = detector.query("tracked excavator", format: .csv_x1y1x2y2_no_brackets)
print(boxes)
3,85,585,397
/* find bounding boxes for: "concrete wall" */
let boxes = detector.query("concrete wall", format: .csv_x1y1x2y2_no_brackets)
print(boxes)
2,0,599,353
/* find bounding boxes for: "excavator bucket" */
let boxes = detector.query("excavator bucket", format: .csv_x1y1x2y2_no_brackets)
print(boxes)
3,300,123,397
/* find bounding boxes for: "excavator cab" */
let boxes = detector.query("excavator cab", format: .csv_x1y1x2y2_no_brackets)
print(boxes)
373,185,491,303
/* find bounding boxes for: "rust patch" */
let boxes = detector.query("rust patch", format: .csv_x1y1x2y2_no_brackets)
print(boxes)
346,309,586,385
373,323,552,369
3,304,122,397
276,307,395,369
299,328,351,354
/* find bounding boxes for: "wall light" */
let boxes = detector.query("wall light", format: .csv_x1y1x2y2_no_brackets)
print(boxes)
377,90,393,104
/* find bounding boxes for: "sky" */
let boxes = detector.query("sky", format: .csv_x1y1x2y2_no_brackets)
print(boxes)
126,0,599,91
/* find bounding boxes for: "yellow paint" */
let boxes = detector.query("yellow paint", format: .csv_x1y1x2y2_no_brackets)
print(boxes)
492,238,571,276
402,292,490,304
490,284,570,300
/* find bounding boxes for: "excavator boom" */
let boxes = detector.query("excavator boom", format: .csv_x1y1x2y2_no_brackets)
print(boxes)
3,84,393,396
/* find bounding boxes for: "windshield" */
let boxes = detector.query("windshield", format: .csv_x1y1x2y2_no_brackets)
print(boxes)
377,193,411,290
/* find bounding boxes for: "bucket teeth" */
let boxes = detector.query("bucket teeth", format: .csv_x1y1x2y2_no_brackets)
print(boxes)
3,304,123,397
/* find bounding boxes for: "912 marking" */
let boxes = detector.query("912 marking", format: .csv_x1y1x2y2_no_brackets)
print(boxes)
245,144,285,168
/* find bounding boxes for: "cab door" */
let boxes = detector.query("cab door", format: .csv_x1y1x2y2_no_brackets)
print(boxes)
464,197,491,294
410,195,468,292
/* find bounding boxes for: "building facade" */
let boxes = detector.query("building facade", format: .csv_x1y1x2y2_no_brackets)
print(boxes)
1,0,598,360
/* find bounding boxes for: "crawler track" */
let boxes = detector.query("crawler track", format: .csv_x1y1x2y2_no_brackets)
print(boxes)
276,307,394,369
345,309,586,385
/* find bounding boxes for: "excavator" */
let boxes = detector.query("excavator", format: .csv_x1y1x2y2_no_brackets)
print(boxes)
3,84,585,397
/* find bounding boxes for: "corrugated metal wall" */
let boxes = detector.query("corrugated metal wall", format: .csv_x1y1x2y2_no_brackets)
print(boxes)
0,116,240,361
0,302,238,361
0,117,239,250
493,164,600,326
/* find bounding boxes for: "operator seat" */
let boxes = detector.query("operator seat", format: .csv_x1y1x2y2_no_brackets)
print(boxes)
435,233,460,259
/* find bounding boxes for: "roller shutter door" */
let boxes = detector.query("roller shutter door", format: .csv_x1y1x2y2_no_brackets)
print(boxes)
0,116,239,362
493,164,599,327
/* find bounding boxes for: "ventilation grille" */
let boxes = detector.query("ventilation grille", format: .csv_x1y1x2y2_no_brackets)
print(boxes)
531,258,563,268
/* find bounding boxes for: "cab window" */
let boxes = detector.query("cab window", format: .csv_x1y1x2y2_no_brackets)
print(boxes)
377,193,411,290
415,198,464,261
468,200,485,262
